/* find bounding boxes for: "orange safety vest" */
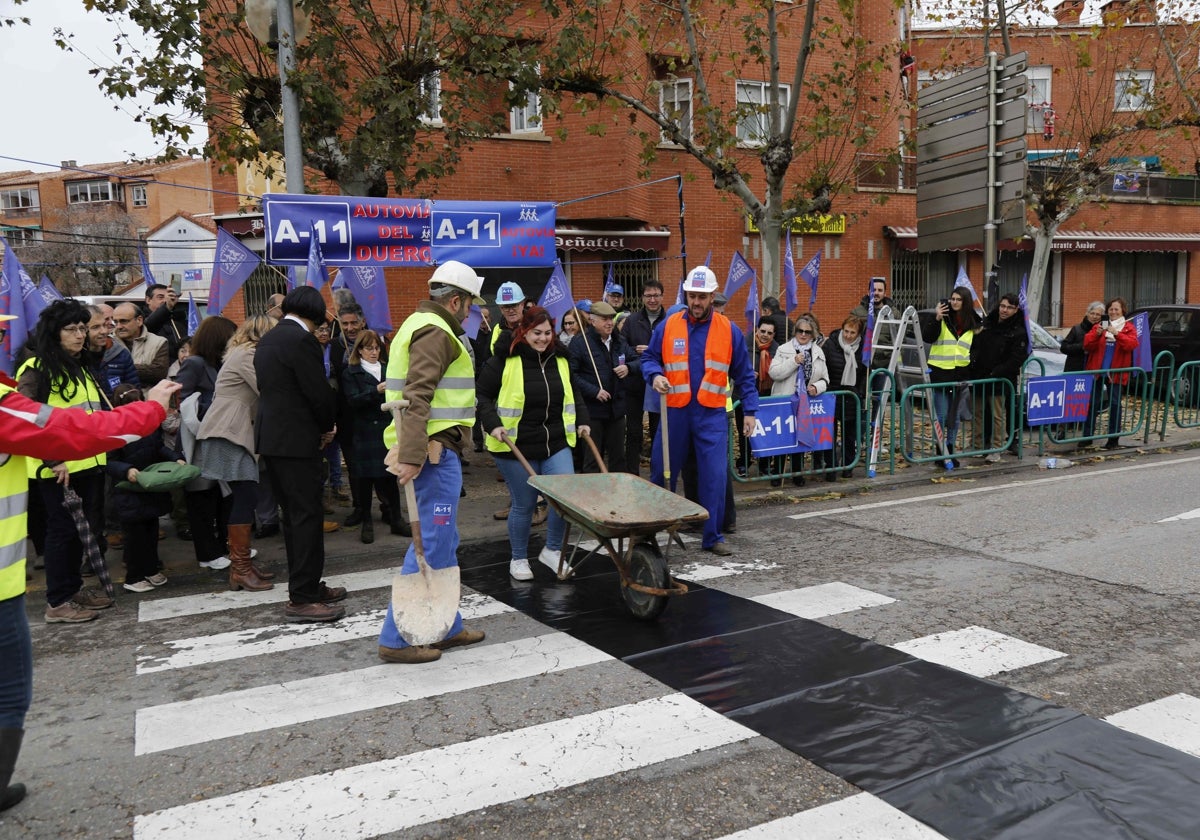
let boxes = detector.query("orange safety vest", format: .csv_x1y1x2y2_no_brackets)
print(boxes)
661,310,733,409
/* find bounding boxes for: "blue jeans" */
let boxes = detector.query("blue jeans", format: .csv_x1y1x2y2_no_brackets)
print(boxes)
931,385,959,451
495,447,572,560
0,594,32,728
323,441,344,490
378,451,464,650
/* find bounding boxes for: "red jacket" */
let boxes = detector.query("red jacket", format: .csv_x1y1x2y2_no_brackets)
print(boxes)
1082,321,1139,385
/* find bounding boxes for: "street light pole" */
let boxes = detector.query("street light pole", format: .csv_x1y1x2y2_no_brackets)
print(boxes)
274,0,304,195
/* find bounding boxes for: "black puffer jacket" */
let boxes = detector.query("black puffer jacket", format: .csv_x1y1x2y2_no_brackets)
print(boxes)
1059,316,1092,372
970,308,1029,384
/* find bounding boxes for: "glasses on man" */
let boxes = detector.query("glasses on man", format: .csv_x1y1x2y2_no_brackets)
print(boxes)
998,302,1017,309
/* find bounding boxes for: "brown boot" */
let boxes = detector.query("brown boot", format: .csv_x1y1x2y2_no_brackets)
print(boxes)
227,524,273,592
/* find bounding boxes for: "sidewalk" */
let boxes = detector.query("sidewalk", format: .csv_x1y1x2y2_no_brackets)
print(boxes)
24,423,1200,597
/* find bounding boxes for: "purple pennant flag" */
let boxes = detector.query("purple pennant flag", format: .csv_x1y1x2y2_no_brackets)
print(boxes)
187,293,201,335
604,261,616,293
331,269,347,291
462,304,483,341
139,246,156,286
861,276,876,365
744,273,759,331
799,250,820,313
38,275,63,303
307,226,329,291
1018,273,1034,357
209,229,261,316
793,363,816,449
20,270,47,326
0,243,32,375
1130,311,1152,372
338,264,393,331
286,265,298,291
537,260,574,323
783,233,798,314
724,251,755,299
955,264,983,315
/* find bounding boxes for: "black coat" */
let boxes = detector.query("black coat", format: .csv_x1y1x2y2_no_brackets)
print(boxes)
567,327,638,420
1059,317,1092,372
339,363,390,478
106,428,181,522
823,329,868,396
253,319,337,458
970,308,1029,383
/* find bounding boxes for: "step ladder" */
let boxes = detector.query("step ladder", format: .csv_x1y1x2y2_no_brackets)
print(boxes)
866,305,952,477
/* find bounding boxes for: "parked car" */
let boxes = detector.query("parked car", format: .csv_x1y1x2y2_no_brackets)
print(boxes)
1131,304,1200,403
915,308,1066,379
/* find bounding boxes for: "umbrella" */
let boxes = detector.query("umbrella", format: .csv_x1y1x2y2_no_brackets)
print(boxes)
61,486,114,601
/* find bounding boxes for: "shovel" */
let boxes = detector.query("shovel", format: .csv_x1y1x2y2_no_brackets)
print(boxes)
659,390,675,492
382,399,461,646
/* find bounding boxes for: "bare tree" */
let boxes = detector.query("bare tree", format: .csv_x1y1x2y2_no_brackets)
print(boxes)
24,205,140,296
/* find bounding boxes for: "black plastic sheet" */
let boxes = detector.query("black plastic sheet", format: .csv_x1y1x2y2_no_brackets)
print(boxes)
460,538,1200,835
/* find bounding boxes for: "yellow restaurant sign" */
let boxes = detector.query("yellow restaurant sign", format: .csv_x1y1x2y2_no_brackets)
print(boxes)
747,214,846,235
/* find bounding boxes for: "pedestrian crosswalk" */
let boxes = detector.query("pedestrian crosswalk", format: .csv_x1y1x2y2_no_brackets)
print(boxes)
117,552,1200,839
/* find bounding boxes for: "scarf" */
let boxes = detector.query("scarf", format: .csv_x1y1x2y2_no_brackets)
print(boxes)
837,332,860,387
755,336,773,390
361,359,383,381
793,339,814,385
1106,316,1126,343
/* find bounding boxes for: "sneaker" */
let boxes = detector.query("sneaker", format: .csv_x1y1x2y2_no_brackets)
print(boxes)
147,573,168,587
537,547,562,573
984,452,1003,464
509,558,533,580
123,580,155,593
200,555,232,570
45,601,98,623
73,587,114,610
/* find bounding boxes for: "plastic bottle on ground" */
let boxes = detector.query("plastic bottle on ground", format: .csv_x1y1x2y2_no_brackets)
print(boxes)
1038,457,1073,469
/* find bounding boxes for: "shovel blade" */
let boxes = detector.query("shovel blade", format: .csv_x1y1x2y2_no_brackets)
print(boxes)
390,556,461,646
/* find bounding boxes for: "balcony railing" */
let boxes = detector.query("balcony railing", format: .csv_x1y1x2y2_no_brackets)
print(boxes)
855,153,917,191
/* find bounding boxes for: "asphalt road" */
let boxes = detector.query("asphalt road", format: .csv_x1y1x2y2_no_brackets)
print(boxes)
6,447,1200,839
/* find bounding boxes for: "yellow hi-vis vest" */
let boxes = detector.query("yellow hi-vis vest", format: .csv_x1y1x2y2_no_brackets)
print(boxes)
16,358,106,479
383,311,476,448
484,354,576,453
0,382,29,600
928,319,973,371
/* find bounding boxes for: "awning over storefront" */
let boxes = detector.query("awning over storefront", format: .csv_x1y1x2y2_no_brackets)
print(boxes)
884,225,1200,253
555,223,670,252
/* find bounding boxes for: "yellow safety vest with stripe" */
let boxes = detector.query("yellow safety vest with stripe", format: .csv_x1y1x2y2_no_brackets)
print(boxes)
383,311,476,448
16,358,106,478
928,319,973,371
0,383,28,600
484,354,577,453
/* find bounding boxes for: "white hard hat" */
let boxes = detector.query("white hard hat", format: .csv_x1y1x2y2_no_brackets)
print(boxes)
682,265,718,294
495,281,526,305
429,260,485,304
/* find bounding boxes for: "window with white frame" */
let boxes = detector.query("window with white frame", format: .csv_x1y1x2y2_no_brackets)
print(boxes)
130,183,148,207
510,71,542,134
1114,69,1153,111
1027,66,1052,133
3,226,42,247
418,71,442,124
67,180,119,204
736,80,789,146
659,78,693,144
0,188,39,212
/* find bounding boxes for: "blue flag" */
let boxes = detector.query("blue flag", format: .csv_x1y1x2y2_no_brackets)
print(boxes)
463,304,483,340
724,251,755,299
1130,311,1152,372
783,233,799,313
38,275,63,302
0,243,32,375
955,264,984,315
1018,273,1034,357
337,264,393,331
537,260,574,323
307,226,329,291
286,265,298,291
861,277,876,365
799,250,820,313
20,270,47,326
331,269,347,291
744,274,759,331
605,262,616,293
209,229,261,316
187,293,201,335
139,246,156,286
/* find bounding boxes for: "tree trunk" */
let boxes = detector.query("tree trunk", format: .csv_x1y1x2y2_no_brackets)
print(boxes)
1025,221,1059,324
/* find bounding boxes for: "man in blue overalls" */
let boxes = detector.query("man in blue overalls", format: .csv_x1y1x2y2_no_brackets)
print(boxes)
641,266,758,556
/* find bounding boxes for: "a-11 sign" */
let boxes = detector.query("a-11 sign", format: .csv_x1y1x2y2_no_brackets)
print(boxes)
261,194,557,268
1025,373,1093,426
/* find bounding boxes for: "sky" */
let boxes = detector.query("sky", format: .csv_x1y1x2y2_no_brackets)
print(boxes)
1,0,207,174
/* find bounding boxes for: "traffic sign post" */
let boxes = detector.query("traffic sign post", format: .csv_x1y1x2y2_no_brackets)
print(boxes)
261,194,557,268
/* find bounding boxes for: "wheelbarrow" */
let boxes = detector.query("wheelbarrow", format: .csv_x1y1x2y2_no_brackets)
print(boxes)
500,431,706,620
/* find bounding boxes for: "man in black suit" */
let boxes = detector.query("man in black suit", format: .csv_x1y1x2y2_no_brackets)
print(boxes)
254,286,346,622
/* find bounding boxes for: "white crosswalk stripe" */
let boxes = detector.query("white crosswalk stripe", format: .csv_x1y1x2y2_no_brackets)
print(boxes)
124,565,1191,838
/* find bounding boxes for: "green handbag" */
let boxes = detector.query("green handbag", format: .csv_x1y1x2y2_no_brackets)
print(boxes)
115,462,201,493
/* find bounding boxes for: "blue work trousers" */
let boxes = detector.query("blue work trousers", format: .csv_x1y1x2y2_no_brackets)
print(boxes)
378,451,464,650
0,594,32,728
650,403,728,549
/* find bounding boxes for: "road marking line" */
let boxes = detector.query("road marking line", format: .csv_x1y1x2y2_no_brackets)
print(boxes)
133,693,753,839
676,558,781,581
788,454,1200,521
134,632,610,755
1106,693,1200,756
1158,509,1200,523
751,582,896,619
715,792,949,839
892,626,1066,678
135,593,513,674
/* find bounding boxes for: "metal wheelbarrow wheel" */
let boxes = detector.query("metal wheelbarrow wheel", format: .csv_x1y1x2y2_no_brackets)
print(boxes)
622,542,670,621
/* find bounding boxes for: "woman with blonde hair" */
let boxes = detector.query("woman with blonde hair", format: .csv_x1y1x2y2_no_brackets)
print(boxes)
195,315,278,591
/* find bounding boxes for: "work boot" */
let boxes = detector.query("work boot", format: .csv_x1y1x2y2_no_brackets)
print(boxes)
390,506,412,538
343,508,364,527
227,524,273,592
378,645,441,664
0,728,26,812
432,627,486,650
